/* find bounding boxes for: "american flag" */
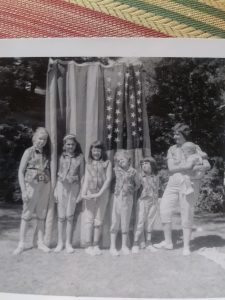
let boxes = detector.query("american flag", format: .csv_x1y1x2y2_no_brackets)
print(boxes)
103,64,145,151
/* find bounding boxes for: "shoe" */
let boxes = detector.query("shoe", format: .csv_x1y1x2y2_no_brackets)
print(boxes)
153,241,173,250
121,247,130,255
38,243,51,253
131,245,139,254
109,248,119,256
66,244,75,254
13,244,25,255
93,246,102,256
54,244,64,253
146,245,157,252
183,248,191,256
85,246,94,256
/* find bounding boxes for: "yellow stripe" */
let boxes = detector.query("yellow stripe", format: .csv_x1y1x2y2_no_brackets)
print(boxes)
66,0,215,38
140,0,225,32
198,0,225,12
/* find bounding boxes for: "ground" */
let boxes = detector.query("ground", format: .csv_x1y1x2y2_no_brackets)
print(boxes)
0,203,225,298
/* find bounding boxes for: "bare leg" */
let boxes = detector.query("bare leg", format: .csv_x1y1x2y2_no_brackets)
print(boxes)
13,219,27,255
66,219,74,253
93,226,102,255
37,219,50,253
121,233,130,255
154,223,173,250
183,227,191,255
110,232,119,256
54,220,64,252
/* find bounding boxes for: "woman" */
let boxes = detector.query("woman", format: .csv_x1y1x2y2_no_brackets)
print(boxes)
154,123,210,255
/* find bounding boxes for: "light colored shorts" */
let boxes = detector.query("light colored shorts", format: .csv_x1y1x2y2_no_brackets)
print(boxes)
160,174,201,228
22,181,51,221
110,191,133,234
55,180,80,221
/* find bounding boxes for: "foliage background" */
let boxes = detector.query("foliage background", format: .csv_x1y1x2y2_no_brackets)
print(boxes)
0,57,224,212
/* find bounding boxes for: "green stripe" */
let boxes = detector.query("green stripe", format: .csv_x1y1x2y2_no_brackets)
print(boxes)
172,0,225,22
117,0,225,38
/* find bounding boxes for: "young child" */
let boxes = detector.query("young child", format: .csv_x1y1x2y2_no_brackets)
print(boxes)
132,157,159,254
14,127,51,255
54,134,84,253
110,151,140,256
81,141,112,256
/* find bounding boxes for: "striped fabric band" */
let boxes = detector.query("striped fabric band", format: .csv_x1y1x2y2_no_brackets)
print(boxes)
0,0,225,38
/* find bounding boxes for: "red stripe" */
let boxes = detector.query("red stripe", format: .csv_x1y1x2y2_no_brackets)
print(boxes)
0,0,169,38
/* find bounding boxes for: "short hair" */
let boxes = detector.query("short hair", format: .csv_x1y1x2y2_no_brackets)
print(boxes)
63,134,82,157
88,140,108,161
181,142,197,154
32,127,50,157
140,156,158,175
114,150,131,166
172,123,191,140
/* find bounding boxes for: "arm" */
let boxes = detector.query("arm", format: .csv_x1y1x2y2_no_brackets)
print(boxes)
76,155,85,203
18,148,31,202
168,158,195,174
81,165,91,200
90,161,112,199
193,158,211,172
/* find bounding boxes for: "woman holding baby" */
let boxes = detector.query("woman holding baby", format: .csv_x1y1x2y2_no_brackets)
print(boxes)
154,123,210,256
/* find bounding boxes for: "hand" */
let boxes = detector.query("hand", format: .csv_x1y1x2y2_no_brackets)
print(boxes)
22,190,28,202
81,194,92,201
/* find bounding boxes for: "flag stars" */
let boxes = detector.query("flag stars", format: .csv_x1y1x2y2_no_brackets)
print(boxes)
106,106,112,112
130,103,135,109
130,94,135,100
138,117,142,122
107,124,112,130
115,109,120,115
107,87,111,92
116,99,121,105
137,90,141,96
115,118,120,124
114,127,120,133
107,133,112,140
107,77,111,82
106,115,112,121
117,82,122,87
115,137,120,143
131,112,136,118
125,73,130,78
131,121,136,127
137,80,141,85
117,90,122,96
137,99,141,105
106,96,112,102
138,108,142,113
138,127,142,132
132,131,137,136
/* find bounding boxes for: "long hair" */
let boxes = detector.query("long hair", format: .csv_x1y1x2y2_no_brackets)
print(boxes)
88,140,108,162
32,127,50,158
62,134,82,157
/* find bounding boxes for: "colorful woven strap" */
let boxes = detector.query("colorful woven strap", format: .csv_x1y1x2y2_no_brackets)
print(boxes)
0,0,225,38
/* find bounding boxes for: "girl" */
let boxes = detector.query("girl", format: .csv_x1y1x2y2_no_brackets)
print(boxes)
81,141,112,256
14,127,51,255
54,134,84,253
110,151,140,256
132,157,159,254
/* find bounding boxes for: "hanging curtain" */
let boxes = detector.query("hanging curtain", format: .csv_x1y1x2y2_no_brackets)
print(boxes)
45,58,151,247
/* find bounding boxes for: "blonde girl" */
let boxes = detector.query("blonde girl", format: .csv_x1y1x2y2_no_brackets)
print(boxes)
81,141,112,256
14,127,51,255
54,134,84,253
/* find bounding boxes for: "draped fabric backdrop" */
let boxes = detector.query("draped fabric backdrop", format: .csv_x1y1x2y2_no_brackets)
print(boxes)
45,59,151,247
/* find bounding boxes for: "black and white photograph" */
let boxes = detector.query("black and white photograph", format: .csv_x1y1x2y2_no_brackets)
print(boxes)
0,40,225,299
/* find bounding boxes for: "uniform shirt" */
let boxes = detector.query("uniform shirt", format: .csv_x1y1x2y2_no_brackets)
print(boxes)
86,160,109,193
57,153,83,183
114,165,139,197
139,174,159,203
24,146,50,183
